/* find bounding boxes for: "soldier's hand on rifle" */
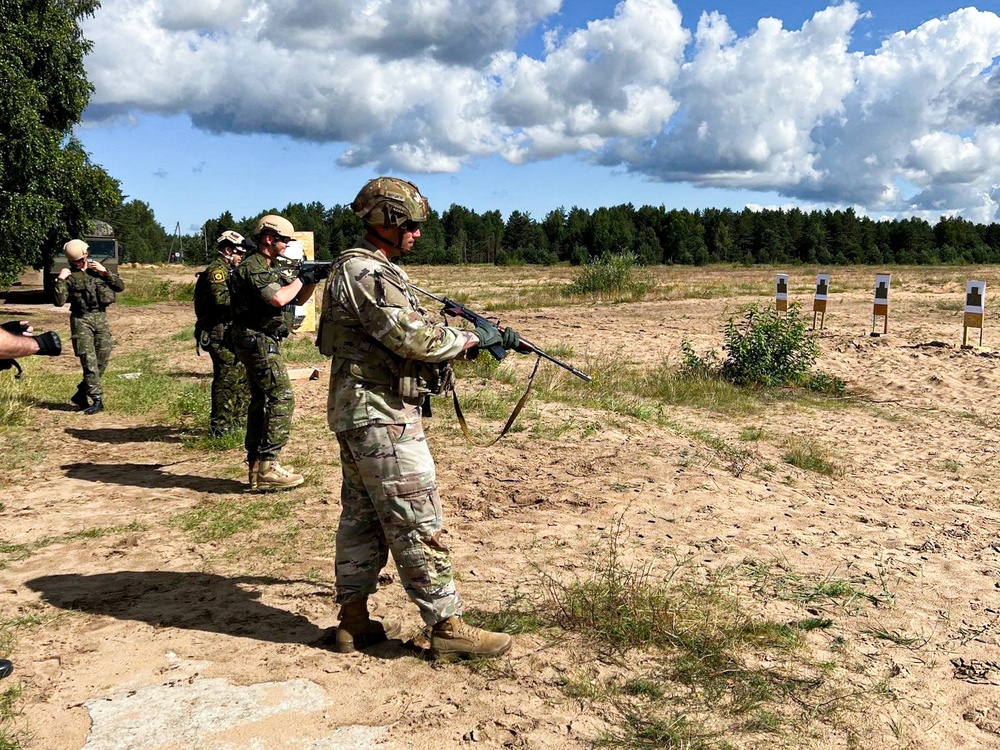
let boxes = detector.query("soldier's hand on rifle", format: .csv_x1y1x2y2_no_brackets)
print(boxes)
473,320,503,350
500,326,521,351
297,265,330,285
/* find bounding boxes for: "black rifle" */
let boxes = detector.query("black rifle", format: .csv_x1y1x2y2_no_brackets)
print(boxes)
411,285,592,382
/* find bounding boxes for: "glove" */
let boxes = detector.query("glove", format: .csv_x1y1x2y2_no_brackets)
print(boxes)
34,331,61,356
473,321,502,350
500,326,520,351
1,321,29,335
297,265,331,285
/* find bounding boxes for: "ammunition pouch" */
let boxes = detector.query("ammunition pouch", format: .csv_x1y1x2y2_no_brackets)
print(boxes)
95,280,117,307
398,360,454,403
317,314,336,357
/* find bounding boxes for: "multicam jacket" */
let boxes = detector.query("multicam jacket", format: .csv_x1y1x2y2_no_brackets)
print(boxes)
320,239,473,432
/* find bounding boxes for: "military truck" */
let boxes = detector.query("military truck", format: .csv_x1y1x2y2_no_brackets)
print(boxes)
44,221,120,299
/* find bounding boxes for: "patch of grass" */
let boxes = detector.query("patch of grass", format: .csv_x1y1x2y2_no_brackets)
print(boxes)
933,300,963,312
282,334,327,365
118,272,195,306
740,560,879,611
865,626,926,648
687,428,755,477
0,680,25,750
466,587,548,636
171,326,196,342
0,522,146,568
101,352,197,418
172,496,298,542
940,458,961,473
739,425,768,442
0,432,47,484
181,430,245,452
599,709,715,750
782,438,845,477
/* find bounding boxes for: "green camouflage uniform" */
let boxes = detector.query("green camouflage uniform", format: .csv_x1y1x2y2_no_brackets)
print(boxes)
229,251,296,464
319,239,475,626
53,267,125,399
194,256,249,437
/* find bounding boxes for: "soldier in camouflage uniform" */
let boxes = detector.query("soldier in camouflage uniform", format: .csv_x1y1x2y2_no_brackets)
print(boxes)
54,239,126,415
229,215,323,491
195,230,250,437
319,177,521,658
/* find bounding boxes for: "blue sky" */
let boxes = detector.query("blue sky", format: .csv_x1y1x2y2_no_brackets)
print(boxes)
76,1,1000,234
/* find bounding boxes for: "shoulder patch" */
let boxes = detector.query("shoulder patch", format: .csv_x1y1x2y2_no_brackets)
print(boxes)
210,269,226,283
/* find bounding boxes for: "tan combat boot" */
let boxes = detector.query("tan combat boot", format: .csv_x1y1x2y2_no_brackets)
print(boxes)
255,459,304,490
430,616,512,658
334,599,401,653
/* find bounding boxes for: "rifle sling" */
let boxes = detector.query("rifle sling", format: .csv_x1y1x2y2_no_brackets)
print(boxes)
451,356,541,447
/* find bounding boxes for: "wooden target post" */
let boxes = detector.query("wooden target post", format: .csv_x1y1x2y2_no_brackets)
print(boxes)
775,273,789,313
813,273,830,330
871,273,890,336
293,231,317,333
962,280,985,348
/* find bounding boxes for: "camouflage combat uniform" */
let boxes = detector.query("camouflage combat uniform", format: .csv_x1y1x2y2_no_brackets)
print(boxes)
194,257,249,437
229,251,296,465
319,239,475,627
53,267,125,400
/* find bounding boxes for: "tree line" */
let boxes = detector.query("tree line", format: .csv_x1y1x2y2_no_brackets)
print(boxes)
113,198,1000,269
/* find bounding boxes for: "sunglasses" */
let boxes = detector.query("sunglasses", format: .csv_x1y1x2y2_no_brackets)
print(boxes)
400,221,421,233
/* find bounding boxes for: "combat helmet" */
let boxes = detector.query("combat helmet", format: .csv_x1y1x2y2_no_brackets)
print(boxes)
252,214,295,241
352,177,429,229
63,239,89,260
216,230,245,248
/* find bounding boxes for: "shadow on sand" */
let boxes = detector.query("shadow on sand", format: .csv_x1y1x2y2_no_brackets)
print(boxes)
64,426,189,444
62,461,245,495
26,571,327,644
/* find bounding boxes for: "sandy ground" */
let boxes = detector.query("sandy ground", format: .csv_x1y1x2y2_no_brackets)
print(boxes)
2,264,1000,749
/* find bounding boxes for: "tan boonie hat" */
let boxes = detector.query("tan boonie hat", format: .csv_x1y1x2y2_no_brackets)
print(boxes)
216,230,245,247
64,239,89,260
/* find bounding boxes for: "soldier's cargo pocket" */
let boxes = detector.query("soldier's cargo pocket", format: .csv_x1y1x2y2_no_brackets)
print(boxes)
71,335,84,357
382,476,438,530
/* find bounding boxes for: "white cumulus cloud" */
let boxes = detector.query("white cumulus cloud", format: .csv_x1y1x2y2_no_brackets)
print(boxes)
82,1,1000,219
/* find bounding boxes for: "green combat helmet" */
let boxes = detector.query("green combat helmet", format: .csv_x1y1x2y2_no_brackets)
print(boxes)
351,177,430,229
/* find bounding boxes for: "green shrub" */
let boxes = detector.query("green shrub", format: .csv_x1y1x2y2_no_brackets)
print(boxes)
721,304,817,387
563,252,654,299
683,304,828,390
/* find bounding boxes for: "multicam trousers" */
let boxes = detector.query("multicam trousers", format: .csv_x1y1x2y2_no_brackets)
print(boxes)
335,420,463,626
70,311,113,398
234,330,294,461
205,338,248,437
